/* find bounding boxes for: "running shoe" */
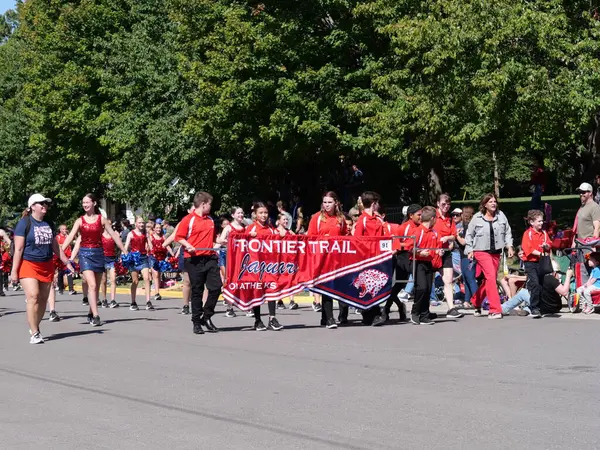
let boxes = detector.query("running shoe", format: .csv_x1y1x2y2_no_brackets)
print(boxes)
91,315,102,327
410,315,420,325
276,300,285,310
13,284,21,291
86,312,93,324
154,294,162,301
254,320,267,331
181,305,190,315
130,302,139,311
530,309,542,319
101,299,109,308
473,308,482,317
397,290,409,301
109,300,119,308
419,317,435,325
353,307,361,315
193,323,204,334
58,290,63,295
29,328,47,341
488,313,503,320
428,312,438,320
372,314,388,327
288,300,299,310
326,318,338,329
146,301,155,311
82,297,89,306
30,331,44,344
516,309,530,317
49,310,61,322
225,308,236,318
268,317,283,330
69,290,78,295
446,308,464,319
96,299,101,307
246,310,254,317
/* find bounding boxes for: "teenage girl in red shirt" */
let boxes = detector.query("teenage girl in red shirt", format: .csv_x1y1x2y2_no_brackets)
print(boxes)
247,202,285,331
275,213,298,311
125,216,153,311
62,194,125,326
307,191,348,329
100,229,119,309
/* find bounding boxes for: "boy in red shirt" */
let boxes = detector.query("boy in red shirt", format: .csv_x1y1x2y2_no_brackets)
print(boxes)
354,191,389,325
521,209,550,318
411,206,441,325
175,192,221,335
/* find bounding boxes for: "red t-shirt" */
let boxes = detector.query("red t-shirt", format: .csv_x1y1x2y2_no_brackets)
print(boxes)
174,212,217,257
307,213,347,236
433,209,456,249
354,212,389,237
129,230,148,255
247,221,277,237
521,227,549,262
102,235,116,257
397,221,420,252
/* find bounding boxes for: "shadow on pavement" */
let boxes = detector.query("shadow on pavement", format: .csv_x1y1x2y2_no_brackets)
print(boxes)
103,317,168,324
46,329,106,341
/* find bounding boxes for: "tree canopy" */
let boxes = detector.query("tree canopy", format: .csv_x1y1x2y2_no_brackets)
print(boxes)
1,0,599,222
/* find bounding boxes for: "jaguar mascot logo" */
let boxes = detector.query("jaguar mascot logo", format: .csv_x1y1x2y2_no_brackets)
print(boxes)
352,269,389,298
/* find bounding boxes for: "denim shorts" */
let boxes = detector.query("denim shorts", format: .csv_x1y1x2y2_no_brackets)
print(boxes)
104,256,116,270
132,254,150,272
79,247,105,273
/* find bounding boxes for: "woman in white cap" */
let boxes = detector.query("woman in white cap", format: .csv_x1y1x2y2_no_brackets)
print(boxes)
61,193,125,326
11,194,74,343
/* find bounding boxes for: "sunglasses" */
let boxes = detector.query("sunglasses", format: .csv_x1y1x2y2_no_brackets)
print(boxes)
35,201,50,207
352,214,359,218
451,213,461,217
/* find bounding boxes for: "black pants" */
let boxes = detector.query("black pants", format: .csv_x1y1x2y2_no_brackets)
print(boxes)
385,252,410,314
338,301,349,321
524,261,542,311
412,261,433,320
253,301,276,321
184,256,222,324
57,270,74,292
321,295,335,323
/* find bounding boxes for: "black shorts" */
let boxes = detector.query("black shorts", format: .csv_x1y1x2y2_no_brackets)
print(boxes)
442,251,453,269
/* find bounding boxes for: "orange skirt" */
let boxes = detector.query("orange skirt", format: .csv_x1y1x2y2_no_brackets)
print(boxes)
19,259,54,283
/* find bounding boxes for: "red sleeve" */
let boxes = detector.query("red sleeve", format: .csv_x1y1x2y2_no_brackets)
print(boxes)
307,215,319,236
247,223,257,235
340,218,348,236
175,215,191,241
521,230,534,258
354,216,366,236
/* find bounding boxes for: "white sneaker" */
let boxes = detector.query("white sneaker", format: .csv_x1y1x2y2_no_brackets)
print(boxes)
29,329,47,341
397,290,409,301
246,310,254,317
30,331,44,344
488,313,503,320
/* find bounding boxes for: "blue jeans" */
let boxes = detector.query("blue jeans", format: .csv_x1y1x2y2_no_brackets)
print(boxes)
405,274,414,294
460,257,478,304
501,289,531,315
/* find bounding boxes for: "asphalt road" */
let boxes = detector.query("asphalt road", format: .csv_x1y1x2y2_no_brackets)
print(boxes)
1,290,599,449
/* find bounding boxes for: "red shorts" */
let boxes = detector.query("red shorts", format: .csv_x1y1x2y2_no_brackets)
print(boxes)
19,260,54,283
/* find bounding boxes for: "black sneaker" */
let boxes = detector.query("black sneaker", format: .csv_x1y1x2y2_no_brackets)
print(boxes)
101,299,109,308
338,317,348,325
109,300,119,308
516,309,530,317
146,301,155,311
86,312,93,324
254,320,267,331
289,300,299,310
268,317,283,331
446,308,464,318
372,314,388,327
69,290,78,296
82,297,89,306
49,310,60,322
419,317,435,325
428,312,438,320
225,308,236,318
202,317,219,332
181,305,190,315
154,294,162,301
313,302,322,312
473,308,482,317
530,309,542,319
91,315,102,327
276,300,285,310
193,323,204,334
410,314,420,325
326,318,338,329
96,299,101,307
130,302,139,311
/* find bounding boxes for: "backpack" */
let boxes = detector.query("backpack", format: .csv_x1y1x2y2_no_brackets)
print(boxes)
9,215,56,257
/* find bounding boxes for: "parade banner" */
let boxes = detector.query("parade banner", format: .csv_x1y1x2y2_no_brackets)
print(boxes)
223,233,394,310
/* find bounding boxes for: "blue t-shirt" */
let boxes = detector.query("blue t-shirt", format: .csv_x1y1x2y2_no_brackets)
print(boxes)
14,216,55,262
591,267,600,288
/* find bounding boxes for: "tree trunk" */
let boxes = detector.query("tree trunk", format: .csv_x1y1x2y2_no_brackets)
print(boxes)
428,165,443,204
493,151,500,198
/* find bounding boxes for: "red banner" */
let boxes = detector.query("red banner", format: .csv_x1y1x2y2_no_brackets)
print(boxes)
223,233,394,310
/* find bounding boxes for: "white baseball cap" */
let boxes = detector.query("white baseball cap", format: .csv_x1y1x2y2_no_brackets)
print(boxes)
576,182,593,193
27,193,52,208
451,208,463,214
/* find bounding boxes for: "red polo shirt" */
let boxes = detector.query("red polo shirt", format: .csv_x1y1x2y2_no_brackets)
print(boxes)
175,212,217,257
307,213,347,236
355,212,389,237
396,220,420,252
414,224,439,262
521,227,549,262
433,209,456,249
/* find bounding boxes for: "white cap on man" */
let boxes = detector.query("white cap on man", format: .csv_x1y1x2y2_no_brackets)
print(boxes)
27,193,52,208
576,182,593,193
451,208,463,214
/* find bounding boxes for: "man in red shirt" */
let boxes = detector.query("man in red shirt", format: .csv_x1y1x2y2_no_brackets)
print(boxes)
175,192,221,335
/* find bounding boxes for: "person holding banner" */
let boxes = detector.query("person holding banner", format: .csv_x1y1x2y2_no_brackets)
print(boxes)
354,191,390,325
307,191,348,329
247,202,285,331
275,213,299,310
175,192,222,335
